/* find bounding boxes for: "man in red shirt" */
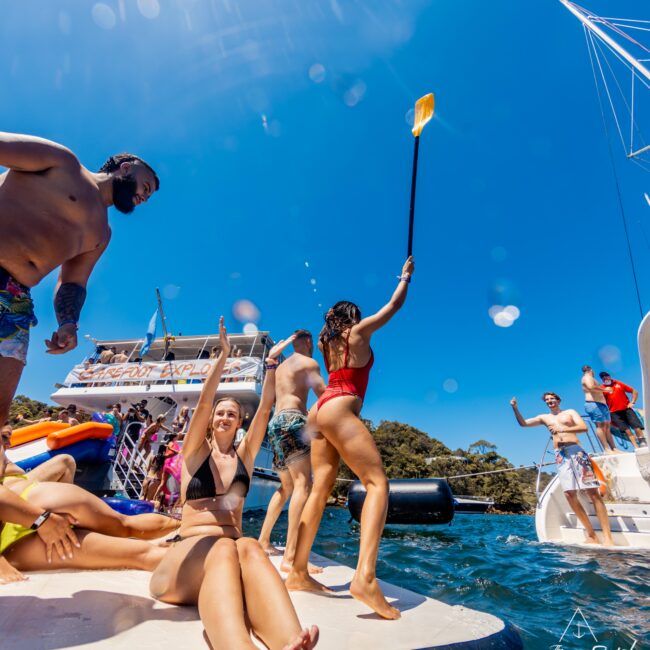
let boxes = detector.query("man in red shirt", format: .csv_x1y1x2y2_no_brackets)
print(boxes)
599,372,645,448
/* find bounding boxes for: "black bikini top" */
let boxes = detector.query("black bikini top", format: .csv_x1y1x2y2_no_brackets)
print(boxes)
186,450,250,501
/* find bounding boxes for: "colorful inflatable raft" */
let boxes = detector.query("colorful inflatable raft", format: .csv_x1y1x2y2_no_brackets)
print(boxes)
6,420,115,472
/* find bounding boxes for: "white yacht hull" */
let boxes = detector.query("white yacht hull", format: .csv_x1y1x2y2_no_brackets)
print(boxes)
536,450,650,549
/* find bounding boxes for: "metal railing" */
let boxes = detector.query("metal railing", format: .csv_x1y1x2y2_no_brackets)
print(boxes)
111,423,148,499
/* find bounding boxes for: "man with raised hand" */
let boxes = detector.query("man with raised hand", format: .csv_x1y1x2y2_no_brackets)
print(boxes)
258,330,327,573
0,132,159,427
510,393,614,546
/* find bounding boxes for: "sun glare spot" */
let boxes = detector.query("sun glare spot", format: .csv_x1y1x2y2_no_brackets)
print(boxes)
598,344,622,371
92,3,116,29
233,300,261,323
137,0,160,20
243,322,258,335
343,80,366,107
493,312,514,328
443,378,458,394
309,63,326,83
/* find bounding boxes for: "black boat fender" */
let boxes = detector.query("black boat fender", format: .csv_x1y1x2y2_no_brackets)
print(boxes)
347,478,454,525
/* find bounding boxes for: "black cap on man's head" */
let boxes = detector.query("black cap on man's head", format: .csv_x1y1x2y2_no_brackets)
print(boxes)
599,371,611,379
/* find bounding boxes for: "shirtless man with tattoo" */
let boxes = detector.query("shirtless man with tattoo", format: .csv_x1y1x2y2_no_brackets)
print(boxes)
510,393,614,545
0,132,159,426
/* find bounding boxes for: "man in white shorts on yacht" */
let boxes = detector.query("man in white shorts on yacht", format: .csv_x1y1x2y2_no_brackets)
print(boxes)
510,393,614,545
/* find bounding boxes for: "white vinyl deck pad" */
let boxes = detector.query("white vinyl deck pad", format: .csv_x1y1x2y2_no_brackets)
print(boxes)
0,553,510,649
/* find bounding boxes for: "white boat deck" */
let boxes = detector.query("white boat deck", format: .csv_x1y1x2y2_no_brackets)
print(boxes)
0,552,520,649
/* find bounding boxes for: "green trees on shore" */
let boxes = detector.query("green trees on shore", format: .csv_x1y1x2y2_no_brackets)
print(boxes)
333,419,552,512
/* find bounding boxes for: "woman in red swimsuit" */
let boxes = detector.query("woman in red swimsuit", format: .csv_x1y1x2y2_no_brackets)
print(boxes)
286,256,414,620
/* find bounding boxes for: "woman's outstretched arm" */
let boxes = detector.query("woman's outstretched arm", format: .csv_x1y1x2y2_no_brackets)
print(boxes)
238,336,295,467
355,256,414,339
183,317,231,456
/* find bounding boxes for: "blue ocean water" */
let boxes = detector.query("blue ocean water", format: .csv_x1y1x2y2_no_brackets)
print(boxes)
244,509,649,649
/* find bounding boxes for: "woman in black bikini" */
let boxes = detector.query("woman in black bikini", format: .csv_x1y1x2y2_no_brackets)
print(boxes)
150,318,318,650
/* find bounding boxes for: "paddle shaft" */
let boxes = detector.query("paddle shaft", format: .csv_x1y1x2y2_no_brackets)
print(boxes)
407,135,420,258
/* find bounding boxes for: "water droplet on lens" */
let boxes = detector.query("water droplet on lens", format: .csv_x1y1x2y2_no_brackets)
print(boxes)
233,300,260,323
92,3,116,29
137,0,160,19
309,63,326,83
443,378,458,393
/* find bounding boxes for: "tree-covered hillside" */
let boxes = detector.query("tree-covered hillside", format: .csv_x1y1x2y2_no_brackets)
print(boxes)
333,420,552,512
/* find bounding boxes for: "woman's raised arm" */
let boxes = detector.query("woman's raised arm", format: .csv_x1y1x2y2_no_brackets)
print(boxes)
355,256,414,339
183,317,231,456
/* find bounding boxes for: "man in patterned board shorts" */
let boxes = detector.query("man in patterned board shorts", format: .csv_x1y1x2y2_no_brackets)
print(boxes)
258,330,326,573
510,392,614,546
0,131,159,428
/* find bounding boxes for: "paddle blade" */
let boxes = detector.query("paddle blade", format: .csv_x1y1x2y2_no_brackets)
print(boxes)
411,93,434,137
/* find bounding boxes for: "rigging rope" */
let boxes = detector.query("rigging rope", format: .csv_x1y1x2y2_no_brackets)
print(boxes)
585,26,645,318
335,462,556,483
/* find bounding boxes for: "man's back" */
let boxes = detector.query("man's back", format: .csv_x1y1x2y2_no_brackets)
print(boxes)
582,373,606,404
275,353,320,412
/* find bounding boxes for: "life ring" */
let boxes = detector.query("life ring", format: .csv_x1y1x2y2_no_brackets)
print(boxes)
590,458,607,497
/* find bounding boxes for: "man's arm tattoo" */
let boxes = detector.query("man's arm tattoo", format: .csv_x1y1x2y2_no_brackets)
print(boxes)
55,282,87,325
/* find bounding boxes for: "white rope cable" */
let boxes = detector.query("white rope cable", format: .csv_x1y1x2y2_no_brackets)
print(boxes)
588,29,628,152
584,25,645,316
588,24,650,92
631,68,635,154
592,35,644,154
599,18,650,25
611,23,650,34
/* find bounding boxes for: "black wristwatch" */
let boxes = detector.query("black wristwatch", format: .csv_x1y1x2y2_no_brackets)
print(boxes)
30,511,51,530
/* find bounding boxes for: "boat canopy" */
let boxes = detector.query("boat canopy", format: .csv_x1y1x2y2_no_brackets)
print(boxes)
88,332,275,362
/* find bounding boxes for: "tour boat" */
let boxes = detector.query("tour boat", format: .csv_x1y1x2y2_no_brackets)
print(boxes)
49,330,281,510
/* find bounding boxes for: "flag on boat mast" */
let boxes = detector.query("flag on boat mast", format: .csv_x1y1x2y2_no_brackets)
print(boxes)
140,309,158,357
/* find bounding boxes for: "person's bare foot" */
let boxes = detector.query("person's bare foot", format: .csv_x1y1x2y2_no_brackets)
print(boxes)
602,533,615,546
282,625,319,650
350,573,401,619
0,556,27,585
280,559,323,574
260,542,283,556
583,532,601,545
285,570,333,594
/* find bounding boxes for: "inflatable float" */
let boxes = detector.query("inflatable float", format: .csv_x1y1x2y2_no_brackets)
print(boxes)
347,478,455,525
6,419,115,472
102,496,155,515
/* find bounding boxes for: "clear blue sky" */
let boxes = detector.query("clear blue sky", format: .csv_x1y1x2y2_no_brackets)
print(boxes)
2,1,648,466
